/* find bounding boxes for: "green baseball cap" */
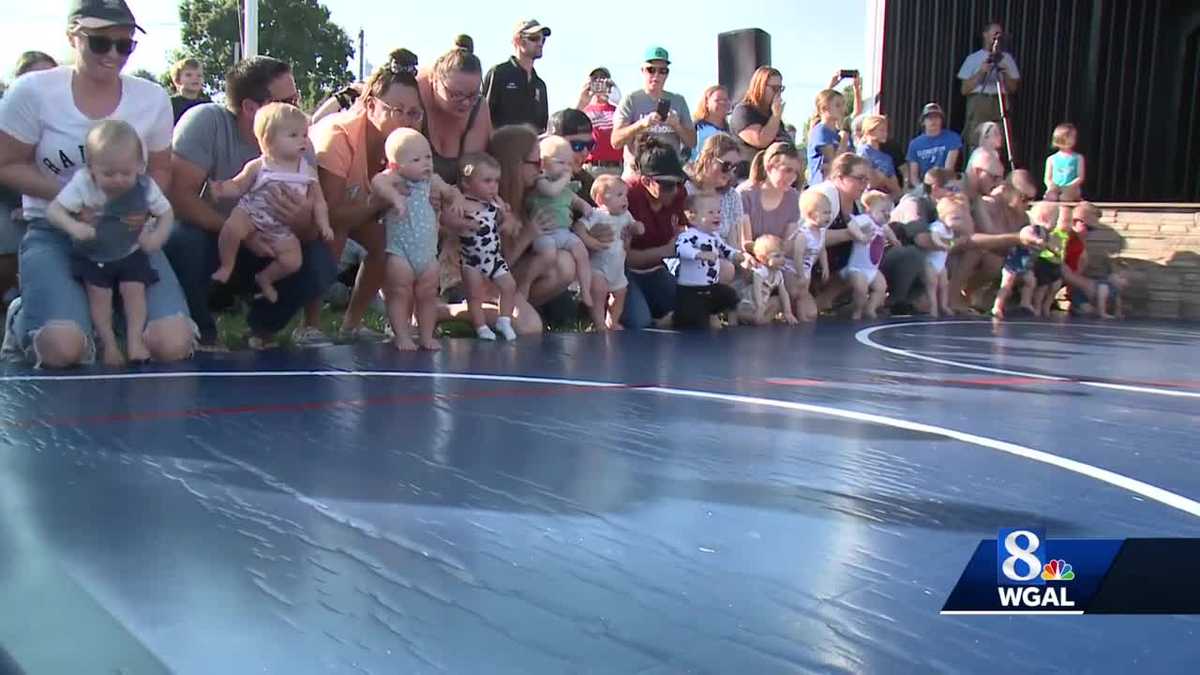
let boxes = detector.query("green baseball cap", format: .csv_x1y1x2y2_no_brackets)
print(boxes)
643,46,670,65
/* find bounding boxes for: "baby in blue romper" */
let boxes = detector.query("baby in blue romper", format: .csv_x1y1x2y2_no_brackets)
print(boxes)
371,128,463,351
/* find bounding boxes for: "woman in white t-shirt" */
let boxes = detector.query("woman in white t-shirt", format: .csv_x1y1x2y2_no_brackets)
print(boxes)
0,3,194,367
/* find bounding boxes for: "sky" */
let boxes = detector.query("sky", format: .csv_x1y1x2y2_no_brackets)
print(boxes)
1,1,868,121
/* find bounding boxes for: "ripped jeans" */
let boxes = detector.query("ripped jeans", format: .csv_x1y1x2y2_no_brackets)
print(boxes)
6,221,195,365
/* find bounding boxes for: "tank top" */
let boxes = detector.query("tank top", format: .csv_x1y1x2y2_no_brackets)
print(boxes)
421,97,483,186
1050,151,1080,187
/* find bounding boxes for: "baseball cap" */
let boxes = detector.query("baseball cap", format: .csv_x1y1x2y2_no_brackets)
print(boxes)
69,0,145,33
547,108,593,137
639,144,686,181
920,102,945,120
589,67,611,80
514,19,551,37
643,46,671,65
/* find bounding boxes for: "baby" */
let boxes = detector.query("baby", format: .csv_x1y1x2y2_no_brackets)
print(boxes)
525,136,594,307
843,190,901,320
1033,202,1070,316
925,196,971,318
46,120,174,366
794,188,832,322
372,128,464,351
1062,203,1127,319
209,103,333,303
993,202,1055,319
456,152,517,341
574,174,644,331
674,191,747,329
738,234,798,325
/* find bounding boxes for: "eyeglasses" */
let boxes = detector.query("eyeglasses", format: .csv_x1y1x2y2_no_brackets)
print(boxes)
643,66,670,76
716,159,738,174
440,80,482,104
845,173,870,183
78,33,137,56
375,98,424,122
569,139,596,153
766,84,786,93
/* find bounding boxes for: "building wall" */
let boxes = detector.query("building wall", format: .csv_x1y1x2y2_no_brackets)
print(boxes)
879,0,1200,202
1087,205,1200,319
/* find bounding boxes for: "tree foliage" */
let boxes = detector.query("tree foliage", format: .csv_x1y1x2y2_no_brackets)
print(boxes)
129,68,160,84
176,0,353,106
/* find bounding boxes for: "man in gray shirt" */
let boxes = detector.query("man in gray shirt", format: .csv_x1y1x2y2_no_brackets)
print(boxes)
164,56,335,348
610,47,696,180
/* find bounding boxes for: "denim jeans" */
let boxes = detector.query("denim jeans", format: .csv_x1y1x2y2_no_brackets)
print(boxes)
620,267,677,329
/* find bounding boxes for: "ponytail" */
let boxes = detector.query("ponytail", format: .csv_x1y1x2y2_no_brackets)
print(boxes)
748,141,800,187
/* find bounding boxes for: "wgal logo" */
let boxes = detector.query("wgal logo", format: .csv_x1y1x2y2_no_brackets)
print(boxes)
996,528,1076,608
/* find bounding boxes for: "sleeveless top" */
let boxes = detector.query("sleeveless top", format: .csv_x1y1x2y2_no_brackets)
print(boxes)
421,97,483,186
1050,152,1080,187
238,158,316,239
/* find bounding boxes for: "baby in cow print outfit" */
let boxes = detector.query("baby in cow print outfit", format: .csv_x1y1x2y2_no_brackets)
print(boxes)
457,153,518,341
674,191,748,329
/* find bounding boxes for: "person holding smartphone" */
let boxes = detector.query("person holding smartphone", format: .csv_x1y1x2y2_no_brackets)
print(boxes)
610,47,695,182
575,67,624,176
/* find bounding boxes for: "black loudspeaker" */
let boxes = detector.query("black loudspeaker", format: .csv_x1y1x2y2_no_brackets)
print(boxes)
718,29,771,103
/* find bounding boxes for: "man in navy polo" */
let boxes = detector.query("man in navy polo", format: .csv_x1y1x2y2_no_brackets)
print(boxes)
483,19,550,132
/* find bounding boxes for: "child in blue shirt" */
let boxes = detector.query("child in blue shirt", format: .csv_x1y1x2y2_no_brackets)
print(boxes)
905,103,963,187
1043,123,1085,202
806,89,850,184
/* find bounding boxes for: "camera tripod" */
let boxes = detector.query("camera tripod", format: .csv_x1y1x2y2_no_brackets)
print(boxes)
987,38,1017,172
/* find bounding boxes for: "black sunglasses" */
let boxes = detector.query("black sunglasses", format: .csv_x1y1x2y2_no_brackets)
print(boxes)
569,140,596,153
716,159,740,174
81,33,137,56
652,178,681,192
644,66,670,76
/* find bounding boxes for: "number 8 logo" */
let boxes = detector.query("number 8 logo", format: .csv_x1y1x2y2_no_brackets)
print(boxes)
1001,530,1043,581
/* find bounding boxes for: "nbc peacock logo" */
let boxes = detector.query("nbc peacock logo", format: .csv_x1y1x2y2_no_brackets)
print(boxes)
1041,559,1075,581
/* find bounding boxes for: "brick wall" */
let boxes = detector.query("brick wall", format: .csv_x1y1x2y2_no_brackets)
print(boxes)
1087,205,1200,319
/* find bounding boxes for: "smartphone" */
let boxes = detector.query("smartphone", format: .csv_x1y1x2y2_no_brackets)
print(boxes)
655,98,672,119
590,78,609,94
839,69,860,80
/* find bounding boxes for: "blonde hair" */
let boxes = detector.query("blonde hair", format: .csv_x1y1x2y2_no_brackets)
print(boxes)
169,57,202,85
748,141,800,186
538,135,572,159
1072,201,1100,223
752,233,784,261
936,195,970,221
692,85,729,124
1052,122,1077,150
808,88,845,132
590,174,625,204
977,120,1001,147
799,187,832,218
687,132,740,182
684,189,719,213
85,120,144,165
1029,200,1059,225
253,102,308,148
861,189,892,212
861,114,887,138
384,127,429,162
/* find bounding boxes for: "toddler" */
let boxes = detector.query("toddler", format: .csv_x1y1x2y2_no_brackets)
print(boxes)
842,190,901,319
925,196,970,318
1062,203,1126,319
456,153,517,341
738,234,797,325
525,136,594,307
371,128,463,351
210,103,333,303
993,202,1055,319
574,175,644,331
793,188,832,322
1044,123,1085,202
46,120,174,366
1033,204,1071,315
674,191,747,329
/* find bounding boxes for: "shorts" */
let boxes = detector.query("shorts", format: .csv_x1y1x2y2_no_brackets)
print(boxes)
533,229,581,252
0,208,24,255
1033,258,1062,286
71,250,159,289
840,266,879,285
1004,247,1035,274
674,283,739,329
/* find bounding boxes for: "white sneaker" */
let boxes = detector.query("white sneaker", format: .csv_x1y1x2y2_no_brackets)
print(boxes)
495,316,517,341
475,325,497,341
1,296,23,362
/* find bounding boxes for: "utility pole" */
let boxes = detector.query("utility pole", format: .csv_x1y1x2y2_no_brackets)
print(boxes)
358,29,365,81
244,0,259,58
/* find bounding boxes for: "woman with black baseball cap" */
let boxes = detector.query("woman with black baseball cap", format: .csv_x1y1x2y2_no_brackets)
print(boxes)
0,0,195,367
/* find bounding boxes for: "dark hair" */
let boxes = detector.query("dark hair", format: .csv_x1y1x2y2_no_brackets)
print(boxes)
225,56,292,112
363,48,418,101
487,125,540,236
15,51,56,77
747,141,799,185
433,38,482,81
633,137,675,176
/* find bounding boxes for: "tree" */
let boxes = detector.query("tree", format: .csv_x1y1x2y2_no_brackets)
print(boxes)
176,0,354,107
130,68,160,84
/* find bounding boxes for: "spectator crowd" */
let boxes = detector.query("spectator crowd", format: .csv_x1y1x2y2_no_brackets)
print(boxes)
0,1,1124,370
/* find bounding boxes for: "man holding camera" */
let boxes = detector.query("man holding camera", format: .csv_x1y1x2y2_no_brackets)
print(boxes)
957,22,1020,157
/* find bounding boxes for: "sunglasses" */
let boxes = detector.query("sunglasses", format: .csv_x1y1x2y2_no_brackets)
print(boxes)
79,33,137,56
716,159,738,174
643,66,670,76
652,178,681,192
569,139,596,153
522,33,546,44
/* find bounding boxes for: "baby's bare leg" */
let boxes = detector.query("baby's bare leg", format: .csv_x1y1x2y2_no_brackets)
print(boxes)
120,281,151,362
87,284,122,366
212,209,255,283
